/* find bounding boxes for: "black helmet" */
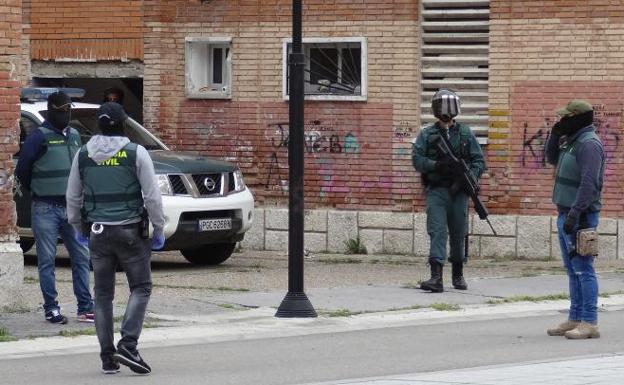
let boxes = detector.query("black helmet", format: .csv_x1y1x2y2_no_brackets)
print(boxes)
431,89,460,122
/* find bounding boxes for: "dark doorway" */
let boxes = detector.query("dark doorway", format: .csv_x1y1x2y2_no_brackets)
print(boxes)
31,78,143,124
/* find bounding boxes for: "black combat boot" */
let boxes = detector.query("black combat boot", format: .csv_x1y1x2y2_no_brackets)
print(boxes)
452,263,467,290
420,259,443,293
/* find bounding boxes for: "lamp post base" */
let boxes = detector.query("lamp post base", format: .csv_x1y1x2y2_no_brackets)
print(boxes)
275,291,317,318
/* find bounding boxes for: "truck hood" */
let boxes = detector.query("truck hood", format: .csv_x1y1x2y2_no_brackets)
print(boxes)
149,150,237,174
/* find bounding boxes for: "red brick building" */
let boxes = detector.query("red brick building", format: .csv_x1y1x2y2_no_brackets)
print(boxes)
9,1,624,259
1,0,23,305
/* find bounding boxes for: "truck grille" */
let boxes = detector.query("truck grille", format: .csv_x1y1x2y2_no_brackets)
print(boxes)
165,172,236,197
192,173,222,195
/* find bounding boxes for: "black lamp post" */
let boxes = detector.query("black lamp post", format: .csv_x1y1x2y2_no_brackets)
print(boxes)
275,0,317,318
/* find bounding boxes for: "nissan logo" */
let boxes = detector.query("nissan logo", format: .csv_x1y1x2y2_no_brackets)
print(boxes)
203,177,217,192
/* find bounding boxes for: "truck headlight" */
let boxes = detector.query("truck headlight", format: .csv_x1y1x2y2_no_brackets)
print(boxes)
233,169,246,192
157,174,173,195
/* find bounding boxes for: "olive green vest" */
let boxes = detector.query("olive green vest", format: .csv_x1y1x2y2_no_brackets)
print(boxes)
78,142,144,222
423,123,471,184
552,131,604,211
31,126,81,197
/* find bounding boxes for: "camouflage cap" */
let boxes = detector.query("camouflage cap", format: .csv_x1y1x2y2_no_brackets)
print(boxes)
556,99,593,117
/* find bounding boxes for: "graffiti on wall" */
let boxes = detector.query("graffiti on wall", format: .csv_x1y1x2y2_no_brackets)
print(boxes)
264,120,361,190
393,120,414,141
521,105,622,169
266,120,360,154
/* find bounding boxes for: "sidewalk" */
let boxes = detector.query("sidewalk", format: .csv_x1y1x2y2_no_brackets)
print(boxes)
303,353,624,385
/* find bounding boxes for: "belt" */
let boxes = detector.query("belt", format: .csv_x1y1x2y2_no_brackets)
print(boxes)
119,222,141,229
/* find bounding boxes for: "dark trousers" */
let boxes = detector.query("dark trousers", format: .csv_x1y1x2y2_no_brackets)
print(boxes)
89,224,152,360
426,187,469,264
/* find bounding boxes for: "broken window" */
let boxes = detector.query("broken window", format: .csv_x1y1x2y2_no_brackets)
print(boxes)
185,37,232,99
283,37,367,101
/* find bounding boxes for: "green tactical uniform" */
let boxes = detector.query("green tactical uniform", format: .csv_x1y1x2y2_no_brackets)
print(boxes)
412,121,485,264
77,142,144,223
31,126,82,198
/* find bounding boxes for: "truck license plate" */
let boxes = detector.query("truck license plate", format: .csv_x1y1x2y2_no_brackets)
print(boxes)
198,218,232,232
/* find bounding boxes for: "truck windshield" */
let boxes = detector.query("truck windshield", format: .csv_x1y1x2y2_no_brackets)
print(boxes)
40,108,165,150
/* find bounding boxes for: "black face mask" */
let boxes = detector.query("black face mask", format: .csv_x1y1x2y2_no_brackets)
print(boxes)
48,110,71,130
553,110,594,136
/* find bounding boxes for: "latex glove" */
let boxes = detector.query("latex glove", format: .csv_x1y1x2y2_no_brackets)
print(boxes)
563,212,578,234
151,231,165,251
75,232,89,248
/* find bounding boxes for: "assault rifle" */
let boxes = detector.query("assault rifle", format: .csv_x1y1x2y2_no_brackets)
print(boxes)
431,134,497,236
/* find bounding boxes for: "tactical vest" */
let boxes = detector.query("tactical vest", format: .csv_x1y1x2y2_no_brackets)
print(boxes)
423,123,471,184
552,131,604,212
31,126,81,197
78,142,144,222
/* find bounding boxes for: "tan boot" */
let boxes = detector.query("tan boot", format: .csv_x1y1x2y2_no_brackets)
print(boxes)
564,322,600,339
547,320,579,336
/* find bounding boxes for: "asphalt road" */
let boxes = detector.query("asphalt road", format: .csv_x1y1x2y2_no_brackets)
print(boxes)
2,310,622,385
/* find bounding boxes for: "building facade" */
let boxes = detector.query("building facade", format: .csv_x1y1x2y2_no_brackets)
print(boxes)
1,0,24,306
10,1,624,260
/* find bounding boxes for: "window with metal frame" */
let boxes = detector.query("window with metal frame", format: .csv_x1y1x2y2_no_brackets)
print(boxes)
185,37,232,99
283,37,367,101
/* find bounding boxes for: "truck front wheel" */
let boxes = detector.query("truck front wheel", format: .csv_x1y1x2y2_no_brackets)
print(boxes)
180,243,236,265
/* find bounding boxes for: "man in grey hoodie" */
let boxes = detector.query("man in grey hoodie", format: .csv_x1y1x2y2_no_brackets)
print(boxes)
66,102,165,375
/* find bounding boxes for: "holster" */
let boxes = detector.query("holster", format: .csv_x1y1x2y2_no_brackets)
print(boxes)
80,219,92,239
140,208,150,239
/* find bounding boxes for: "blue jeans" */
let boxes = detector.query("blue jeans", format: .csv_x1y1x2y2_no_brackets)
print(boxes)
557,211,599,324
31,200,94,315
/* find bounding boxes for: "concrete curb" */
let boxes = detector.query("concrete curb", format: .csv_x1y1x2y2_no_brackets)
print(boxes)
2,295,624,360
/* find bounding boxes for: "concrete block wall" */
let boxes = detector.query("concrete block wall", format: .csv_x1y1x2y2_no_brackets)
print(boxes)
242,208,624,260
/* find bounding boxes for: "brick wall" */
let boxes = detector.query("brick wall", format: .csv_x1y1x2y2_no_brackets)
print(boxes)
489,0,624,218
144,0,421,211
0,0,20,239
26,0,143,61
143,0,624,217
0,0,22,309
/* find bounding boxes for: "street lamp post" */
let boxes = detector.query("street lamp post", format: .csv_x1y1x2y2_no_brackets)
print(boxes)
275,0,317,318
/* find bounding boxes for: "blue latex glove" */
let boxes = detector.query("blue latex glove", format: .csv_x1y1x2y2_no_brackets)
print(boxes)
151,231,165,251
75,232,89,248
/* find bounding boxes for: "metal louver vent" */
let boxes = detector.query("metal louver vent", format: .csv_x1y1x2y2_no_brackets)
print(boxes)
421,0,490,144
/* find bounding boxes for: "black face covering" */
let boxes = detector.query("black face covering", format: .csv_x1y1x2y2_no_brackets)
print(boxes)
48,110,71,130
554,110,594,136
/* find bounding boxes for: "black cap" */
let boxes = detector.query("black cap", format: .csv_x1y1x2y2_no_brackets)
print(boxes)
47,91,72,111
98,102,128,129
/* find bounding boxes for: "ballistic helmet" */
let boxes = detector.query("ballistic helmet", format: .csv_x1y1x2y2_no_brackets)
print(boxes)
431,89,461,122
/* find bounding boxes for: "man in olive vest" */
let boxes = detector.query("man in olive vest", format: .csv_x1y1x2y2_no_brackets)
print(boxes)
412,89,485,292
66,102,165,375
545,100,605,340
15,90,94,324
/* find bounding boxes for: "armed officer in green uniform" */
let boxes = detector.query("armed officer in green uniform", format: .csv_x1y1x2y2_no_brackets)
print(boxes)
412,89,485,292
